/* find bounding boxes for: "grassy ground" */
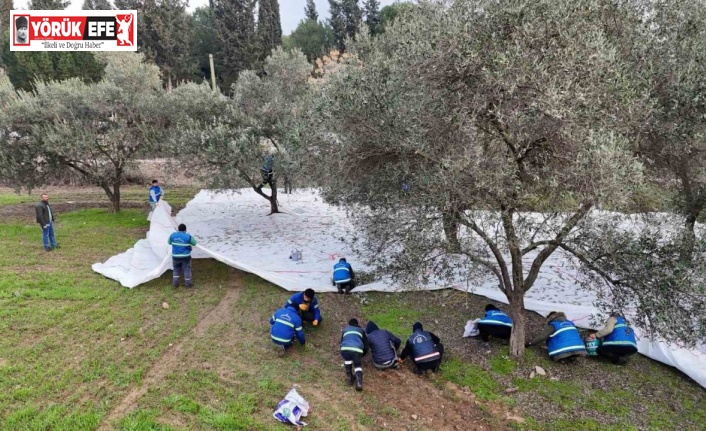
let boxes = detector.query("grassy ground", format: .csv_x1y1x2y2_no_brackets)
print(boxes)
360,292,706,431
0,187,704,430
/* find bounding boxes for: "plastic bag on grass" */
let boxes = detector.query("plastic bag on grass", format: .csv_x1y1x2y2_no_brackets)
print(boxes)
273,388,310,426
463,318,481,337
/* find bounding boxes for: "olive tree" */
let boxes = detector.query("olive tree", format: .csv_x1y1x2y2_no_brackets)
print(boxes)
0,53,166,212
170,48,314,214
314,0,656,358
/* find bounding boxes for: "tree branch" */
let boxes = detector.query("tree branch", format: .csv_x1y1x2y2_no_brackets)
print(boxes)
524,201,594,292
460,250,507,295
458,216,512,293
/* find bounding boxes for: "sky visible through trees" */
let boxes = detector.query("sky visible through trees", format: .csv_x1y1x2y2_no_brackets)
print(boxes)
13,0,398,34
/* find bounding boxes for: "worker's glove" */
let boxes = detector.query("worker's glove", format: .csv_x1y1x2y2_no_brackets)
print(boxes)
299,304,309,311
313,320,319,326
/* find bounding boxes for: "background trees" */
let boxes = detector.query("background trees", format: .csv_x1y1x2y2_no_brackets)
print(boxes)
633,0,706,250
288,19,334,63
170,48,313,214
256,0,282,64
0,53,167,212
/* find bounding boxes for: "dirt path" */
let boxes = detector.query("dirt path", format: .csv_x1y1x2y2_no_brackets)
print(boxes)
304,293,515,431
96,271,243,431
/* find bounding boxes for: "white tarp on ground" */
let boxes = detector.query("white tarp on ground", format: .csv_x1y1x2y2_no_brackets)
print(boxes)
92,189,706,389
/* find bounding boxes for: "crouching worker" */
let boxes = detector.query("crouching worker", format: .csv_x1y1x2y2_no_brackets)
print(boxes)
478,304,513,342
366,320,402,370
526,311,587,363
286,289,322,326
587,312,638,365
270,304,305,356
332,258,356,294
400,322,444,375
340,319,369,391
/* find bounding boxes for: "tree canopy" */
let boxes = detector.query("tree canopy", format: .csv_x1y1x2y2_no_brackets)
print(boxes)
310,0,703,357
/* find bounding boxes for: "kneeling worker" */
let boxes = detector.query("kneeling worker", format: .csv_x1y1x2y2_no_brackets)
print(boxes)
340,319,369,391
286,288,321,326
270,304,306,355
526,311,587,362
332,258,356,294
400,322,444,374
587,312,638,365
366,320,402,369
478,304,513,342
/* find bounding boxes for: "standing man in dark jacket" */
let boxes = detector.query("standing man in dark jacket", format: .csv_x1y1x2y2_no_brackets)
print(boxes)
35,193,57,251
365,321,401,369
400,322,444,375
168,223,197,288
340,318,369,391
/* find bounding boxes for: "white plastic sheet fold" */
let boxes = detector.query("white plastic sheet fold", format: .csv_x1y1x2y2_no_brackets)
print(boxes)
92,189,706,389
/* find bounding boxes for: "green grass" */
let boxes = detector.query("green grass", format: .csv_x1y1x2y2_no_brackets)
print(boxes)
441,358,501,401
489,348,517,375
361,293,423,336
0,185,200,212
0,192,36,206
1,188,705,430
0,196,234,430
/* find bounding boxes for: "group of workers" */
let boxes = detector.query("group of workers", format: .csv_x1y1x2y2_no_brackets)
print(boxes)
479,304,639,364
158,179,640,391
269,287,446,391
267,296,638,392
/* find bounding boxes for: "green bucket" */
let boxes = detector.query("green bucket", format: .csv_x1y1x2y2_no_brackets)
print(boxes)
585,338,600,356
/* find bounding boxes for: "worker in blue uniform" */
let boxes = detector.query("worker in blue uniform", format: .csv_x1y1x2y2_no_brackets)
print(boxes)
340,318,369,391
587,312,638,365
270,304,306,356
477,304,513,342
526,311,588,362
285,289,322,326
332,257,356,294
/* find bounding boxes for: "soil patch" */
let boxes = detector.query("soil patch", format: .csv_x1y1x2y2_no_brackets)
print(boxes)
309,290,513,431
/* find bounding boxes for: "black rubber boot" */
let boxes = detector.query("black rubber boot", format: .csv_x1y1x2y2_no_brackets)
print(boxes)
355,371,363,391
345,364,354,385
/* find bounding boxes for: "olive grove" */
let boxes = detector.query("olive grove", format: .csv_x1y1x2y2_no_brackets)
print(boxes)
311,0,706,358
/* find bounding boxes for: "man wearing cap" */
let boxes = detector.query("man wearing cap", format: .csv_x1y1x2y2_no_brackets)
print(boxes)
365,320,402,370
15,16,29,44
